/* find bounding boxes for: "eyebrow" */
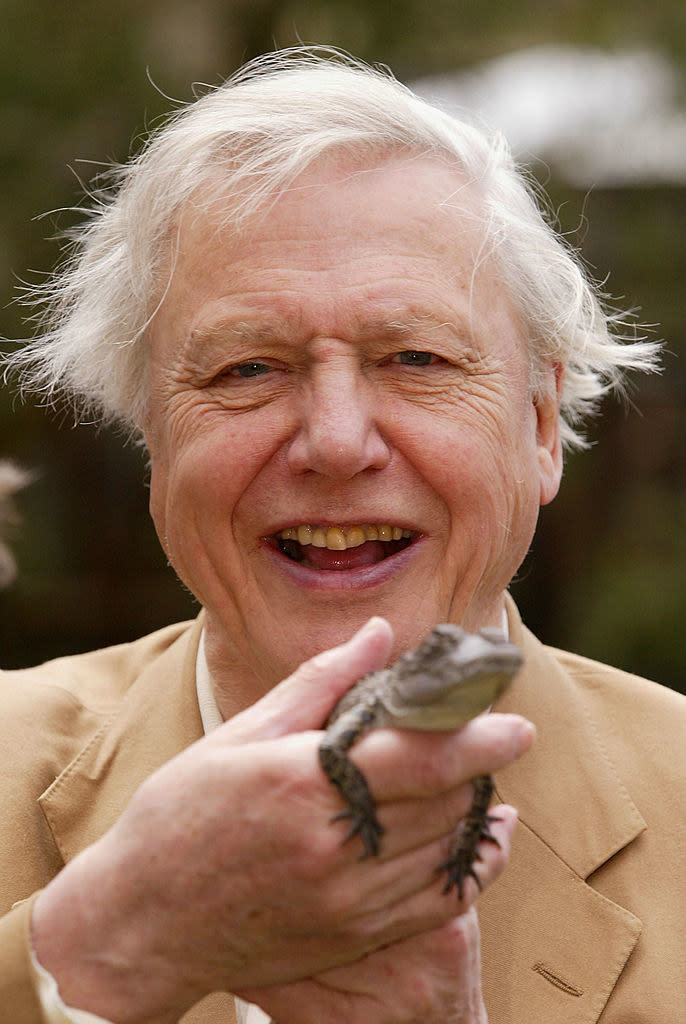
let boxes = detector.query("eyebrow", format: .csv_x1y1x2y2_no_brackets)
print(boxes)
383,311,470,340
188,319,282,347
182,306,475,363
180,319,284,366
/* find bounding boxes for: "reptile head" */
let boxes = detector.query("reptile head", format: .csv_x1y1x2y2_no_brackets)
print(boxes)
384,623,523,729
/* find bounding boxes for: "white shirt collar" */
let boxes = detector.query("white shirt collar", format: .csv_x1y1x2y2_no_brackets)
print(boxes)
195,629,225,732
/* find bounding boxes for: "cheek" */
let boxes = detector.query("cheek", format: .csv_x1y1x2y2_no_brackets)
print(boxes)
407,393,540,534
150,412,287,547
405,406,515,498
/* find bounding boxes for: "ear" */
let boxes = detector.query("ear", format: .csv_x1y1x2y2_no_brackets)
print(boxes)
535,361,564,507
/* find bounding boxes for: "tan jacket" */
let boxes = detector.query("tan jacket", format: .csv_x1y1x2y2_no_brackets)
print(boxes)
1,600,685,1022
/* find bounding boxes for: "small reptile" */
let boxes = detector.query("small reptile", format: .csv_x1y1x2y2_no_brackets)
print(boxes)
266,626,522,1024
319,623,523,897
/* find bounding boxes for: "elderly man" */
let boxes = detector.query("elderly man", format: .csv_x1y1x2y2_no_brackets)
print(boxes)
1,50,684,1024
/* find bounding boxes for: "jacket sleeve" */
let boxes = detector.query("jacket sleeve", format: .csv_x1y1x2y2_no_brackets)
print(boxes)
0,895,45,1023
0,895,115,1024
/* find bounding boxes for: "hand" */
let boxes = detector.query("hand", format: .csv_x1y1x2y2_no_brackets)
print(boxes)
31,618,533,1024
238,850,513,1024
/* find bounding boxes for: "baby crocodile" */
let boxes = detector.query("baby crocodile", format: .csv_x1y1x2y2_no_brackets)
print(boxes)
319,623,523,897
266,627,523,1024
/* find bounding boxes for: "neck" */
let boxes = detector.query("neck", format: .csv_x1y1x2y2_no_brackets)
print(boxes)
203,619,279,721
202,592,511,721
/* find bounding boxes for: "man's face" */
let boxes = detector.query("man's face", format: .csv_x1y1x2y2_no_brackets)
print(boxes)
145,155,562,692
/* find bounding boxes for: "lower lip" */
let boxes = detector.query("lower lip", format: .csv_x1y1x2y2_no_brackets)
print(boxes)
261,537,422,591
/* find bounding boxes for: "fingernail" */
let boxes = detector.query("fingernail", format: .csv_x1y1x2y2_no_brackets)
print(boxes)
354,616,388,639
514,718,536,754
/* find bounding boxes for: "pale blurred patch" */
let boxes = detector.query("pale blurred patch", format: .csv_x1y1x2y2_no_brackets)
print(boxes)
0,461,33,588
414,46,686,187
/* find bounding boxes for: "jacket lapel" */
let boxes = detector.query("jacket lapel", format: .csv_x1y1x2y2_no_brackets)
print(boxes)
478,599,644,1022
39,617,206,861
479,821,642,1022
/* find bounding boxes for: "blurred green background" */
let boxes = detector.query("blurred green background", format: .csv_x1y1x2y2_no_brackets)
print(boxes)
1,0,685,692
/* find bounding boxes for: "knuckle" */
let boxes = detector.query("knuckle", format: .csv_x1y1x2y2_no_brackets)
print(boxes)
292,826,340,885
401,976,435,1019
400,972,460,1023
302,649,337,678
412,741,458,794
435,916,473,958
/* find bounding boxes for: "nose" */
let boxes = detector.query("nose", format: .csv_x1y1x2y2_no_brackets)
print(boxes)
287,356,391,479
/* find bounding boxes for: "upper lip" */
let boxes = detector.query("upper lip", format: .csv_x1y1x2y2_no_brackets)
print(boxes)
265,518,420,533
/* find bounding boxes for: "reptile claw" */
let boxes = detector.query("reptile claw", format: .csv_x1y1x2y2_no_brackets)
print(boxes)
438,850,484,899
331,807,385,857
438,790,502,899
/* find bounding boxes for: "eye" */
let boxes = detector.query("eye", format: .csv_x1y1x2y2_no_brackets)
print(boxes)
392,350,437,366
229,361,272,378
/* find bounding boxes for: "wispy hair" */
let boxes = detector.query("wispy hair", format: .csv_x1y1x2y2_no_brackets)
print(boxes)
3,47,660,447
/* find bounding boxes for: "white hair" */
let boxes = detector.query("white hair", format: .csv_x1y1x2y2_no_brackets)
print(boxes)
4,47,660,447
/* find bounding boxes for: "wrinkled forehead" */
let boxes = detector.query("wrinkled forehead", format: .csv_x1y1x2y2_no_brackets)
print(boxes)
160,154,493,301
154,151,496,323
176,147,488,253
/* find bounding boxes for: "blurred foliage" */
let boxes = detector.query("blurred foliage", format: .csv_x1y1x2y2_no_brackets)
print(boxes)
1,0,685,693
511,180,686,688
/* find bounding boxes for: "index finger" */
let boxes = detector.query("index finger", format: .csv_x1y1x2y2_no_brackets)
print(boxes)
348,712,536,801
207,617,394,745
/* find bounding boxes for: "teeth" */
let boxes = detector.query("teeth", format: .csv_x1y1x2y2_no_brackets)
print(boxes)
278,524,413,552
296,525,311,545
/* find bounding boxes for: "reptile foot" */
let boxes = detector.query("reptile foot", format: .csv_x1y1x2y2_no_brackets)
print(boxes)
438,799,502,899
331,806,385,858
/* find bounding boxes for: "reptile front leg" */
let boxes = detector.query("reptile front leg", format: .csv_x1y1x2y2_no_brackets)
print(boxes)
268,702,384,1024
437,773,501,899
318,699,385,856
320,706,500,899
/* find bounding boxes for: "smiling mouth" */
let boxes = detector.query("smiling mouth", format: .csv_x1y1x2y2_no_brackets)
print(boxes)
272,523,417,570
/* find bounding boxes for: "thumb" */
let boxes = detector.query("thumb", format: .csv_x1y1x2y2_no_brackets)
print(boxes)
214,616,394,742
